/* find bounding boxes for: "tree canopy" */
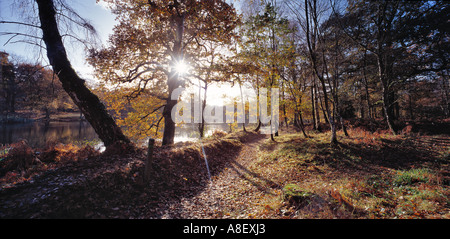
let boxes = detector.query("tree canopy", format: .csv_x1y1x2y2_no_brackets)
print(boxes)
88,0,240,145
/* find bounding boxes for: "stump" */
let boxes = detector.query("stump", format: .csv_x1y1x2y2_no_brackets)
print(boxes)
144,138,155,183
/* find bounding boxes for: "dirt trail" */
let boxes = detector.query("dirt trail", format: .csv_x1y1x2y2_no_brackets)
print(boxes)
2,130,448,219
170,132,271,218
1,131,272,219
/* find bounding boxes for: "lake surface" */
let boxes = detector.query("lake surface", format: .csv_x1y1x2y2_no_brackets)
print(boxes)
0,120,231,148
0,121,99,148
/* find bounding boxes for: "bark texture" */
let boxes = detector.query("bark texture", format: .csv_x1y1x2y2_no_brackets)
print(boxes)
36,0,130,147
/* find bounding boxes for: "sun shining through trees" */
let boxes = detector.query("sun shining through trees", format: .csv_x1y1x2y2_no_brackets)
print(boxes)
1,0,447,147
174,60,190,76
84,0,448,146
0,0,449,220
87,0,240,145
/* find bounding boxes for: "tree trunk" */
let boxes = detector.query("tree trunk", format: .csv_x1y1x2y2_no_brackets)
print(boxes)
297,111,308,138
305,0,337,144
144,138,155,183
340,115,349,137
162,97,177,145
376,52,397,135
375,3,397,135
198,81,207,138
282,81,288,129
311,80,317,130
362,50,373,119
382,90,397,135
314,81,321,125
36,0,130,147
254,119,261,132
239,81,247,132
162,12,185,145
317,87,329,124
162,69,180,145
254,77,261,132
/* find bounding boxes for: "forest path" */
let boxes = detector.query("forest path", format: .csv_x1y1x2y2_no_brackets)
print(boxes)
170,132,275,219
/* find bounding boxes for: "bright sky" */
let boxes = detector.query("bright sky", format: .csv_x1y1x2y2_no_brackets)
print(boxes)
0,0,250,105
0,0,116,81
0,0,242,79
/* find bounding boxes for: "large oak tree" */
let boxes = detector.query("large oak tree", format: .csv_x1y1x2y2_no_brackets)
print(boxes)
88,0,240,145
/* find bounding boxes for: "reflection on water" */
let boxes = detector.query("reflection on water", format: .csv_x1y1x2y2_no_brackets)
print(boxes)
0,121,99,148
0,121,231,148
174,123,230,143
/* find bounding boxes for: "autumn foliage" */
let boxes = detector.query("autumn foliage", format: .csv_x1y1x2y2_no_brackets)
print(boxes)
0,141,99,187
0,0,449,220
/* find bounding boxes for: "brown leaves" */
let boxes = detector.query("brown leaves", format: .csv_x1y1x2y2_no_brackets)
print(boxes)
103,141,138,156
0,140,36,175
329,189,355,212
40,143,98,163
0,132,249,218
0,141,101,188
1,130,448,219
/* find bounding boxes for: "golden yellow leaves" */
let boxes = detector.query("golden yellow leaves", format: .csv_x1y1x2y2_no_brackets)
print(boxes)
97,87,165,141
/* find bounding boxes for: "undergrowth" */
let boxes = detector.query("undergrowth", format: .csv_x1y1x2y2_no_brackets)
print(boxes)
246,129,450,219
0,140,100,188
1,129,448,219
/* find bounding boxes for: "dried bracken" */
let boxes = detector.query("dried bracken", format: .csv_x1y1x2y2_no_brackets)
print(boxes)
0,130,449,219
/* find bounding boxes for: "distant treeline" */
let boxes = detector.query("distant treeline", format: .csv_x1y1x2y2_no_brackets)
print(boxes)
0,51,76,121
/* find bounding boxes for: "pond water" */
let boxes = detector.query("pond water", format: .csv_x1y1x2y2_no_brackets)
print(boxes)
0,120,231,148
0,121,99,148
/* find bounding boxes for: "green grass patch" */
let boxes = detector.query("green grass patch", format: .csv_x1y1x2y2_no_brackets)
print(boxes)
393,168,433,186
282,183,314,206
243,131,449,218
0,147,11,161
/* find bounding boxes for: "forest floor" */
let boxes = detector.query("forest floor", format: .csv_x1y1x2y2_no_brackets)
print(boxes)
170,128,450,219
1,126,449,219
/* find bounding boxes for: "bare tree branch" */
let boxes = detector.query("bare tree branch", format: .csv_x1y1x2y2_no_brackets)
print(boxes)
0,21,41,29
